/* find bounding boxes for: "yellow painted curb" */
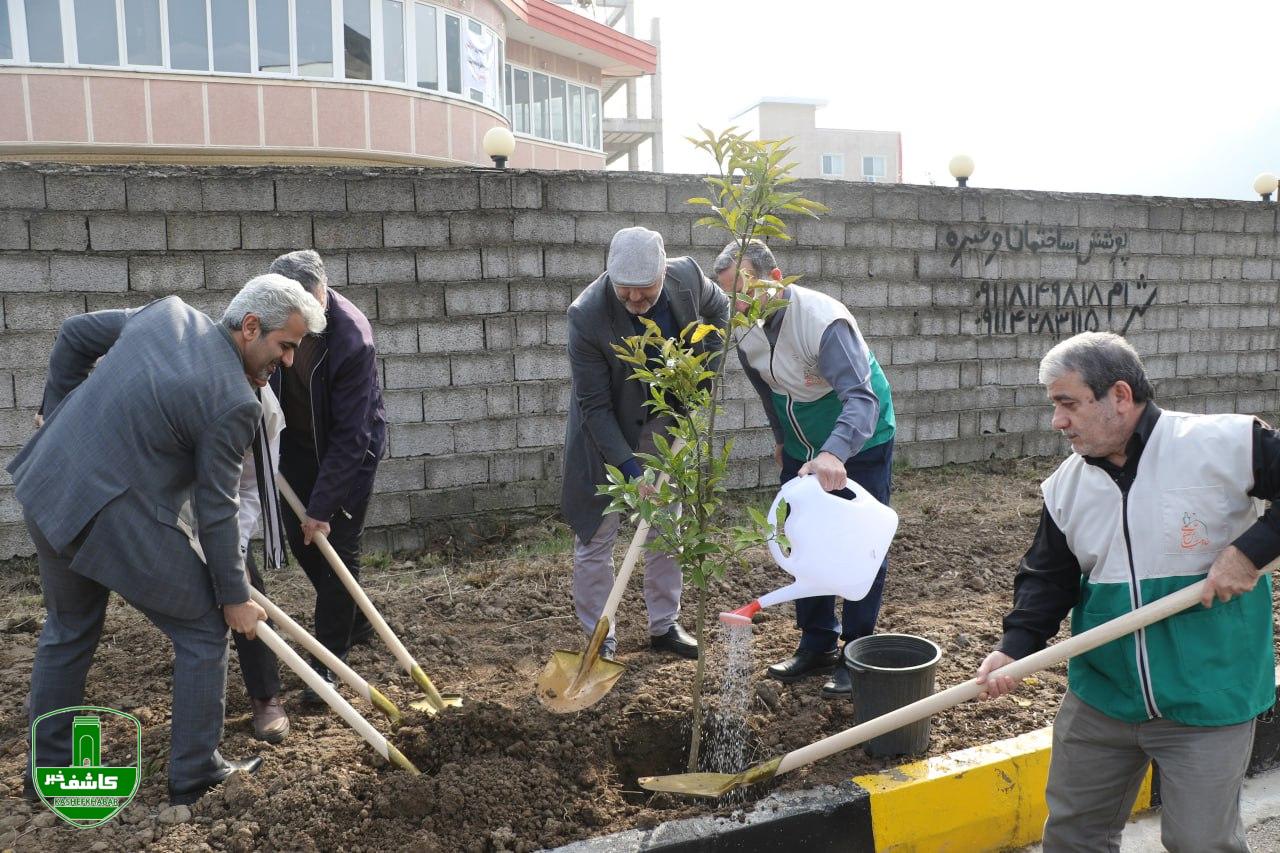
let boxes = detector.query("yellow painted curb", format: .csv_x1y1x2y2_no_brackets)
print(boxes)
852,726,1153,853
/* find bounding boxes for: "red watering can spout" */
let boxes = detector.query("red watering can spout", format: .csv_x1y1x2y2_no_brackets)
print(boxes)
719,600,761,626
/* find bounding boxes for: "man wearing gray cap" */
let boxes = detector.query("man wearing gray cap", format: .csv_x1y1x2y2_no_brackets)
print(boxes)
561,226,730,659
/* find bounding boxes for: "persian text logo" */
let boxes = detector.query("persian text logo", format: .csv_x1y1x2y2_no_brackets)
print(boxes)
31,705,142,828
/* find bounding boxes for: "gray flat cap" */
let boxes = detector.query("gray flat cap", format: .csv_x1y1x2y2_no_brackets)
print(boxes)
607,226,666,286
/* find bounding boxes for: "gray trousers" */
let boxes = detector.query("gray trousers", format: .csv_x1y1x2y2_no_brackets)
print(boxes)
1043,690,1254,853
572,420,681,645
26,514,232,790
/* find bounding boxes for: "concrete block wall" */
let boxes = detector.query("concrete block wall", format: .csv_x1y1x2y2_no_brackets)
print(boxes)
0,163,1276,557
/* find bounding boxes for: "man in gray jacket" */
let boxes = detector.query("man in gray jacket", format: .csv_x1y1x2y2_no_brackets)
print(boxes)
561,226,730,659
10,275,325,805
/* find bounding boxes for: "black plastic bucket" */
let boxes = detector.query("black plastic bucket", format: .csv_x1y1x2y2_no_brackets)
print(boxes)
843,633,942,757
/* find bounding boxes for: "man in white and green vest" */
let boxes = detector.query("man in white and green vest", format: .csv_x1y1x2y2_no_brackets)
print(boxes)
714,240,895,698
977,331,1279,852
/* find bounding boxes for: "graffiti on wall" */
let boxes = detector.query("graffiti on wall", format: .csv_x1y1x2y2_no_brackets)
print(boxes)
974,279,1158,337
945,223,1130,267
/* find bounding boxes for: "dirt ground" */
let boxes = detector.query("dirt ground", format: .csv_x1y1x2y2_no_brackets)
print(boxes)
0,457,1132,851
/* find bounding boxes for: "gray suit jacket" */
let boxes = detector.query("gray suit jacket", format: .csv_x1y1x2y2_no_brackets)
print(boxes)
560,256,730,542
8,296,261,620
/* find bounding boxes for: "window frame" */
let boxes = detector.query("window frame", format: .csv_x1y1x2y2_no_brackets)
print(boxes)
504,59,602,152
820,153,844,177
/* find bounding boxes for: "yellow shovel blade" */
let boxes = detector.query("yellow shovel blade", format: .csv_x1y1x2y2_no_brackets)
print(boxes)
409,694,464,714
638,755,784,799
536,650,626,713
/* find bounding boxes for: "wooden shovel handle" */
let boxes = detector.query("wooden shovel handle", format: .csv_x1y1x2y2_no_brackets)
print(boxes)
598,438,686,625
777,558,1279,776
276,477,416,672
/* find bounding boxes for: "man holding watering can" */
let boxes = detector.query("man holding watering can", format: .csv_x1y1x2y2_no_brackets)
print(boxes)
977,331,1280,852
714,239,895,698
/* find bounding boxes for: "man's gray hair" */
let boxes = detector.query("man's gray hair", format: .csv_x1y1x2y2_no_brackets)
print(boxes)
269,249,327,295
221,273,327,335
713,239,777,276
1039,331,1153,403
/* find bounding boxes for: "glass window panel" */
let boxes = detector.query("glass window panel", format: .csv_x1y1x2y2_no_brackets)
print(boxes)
568,84,582,145
381,0,404,82
255,0,289,72
443,14,460,94
494,39,503,109
167,0,208,70
0,3,10,60
586,88,600,149
549,77,566,142
413,2,437,89
296,0,333,76
531,72,549,139
124,0,163,65
862,155,885,178
503,63,512,121
74,0,119,65
343,0,370,80
512,67,529,134
24,0,64,63
212,0,250,72
462,18,489,103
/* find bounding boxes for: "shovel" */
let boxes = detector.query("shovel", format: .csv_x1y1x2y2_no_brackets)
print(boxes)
249,588,403,724
253,622,419,775
721,474,897,625
641,558,1279,797
278,477,462,716
538,439,685,713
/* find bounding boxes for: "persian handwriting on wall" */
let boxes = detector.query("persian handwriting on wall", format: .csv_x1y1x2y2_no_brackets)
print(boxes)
975,280,1158,337
945,223,1130,267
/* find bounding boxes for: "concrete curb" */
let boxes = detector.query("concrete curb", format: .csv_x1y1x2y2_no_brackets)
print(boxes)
554,679,1280,852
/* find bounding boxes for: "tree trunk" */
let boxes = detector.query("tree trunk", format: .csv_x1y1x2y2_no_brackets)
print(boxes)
686,583,708,772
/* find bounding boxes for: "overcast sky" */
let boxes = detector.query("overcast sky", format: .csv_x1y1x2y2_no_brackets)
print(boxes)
611,0,1279,201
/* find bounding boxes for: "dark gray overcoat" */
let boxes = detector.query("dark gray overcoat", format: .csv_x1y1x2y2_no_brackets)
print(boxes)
560,257,730,542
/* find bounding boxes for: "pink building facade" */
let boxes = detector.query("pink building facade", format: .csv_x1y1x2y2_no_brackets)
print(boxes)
0,0,655,169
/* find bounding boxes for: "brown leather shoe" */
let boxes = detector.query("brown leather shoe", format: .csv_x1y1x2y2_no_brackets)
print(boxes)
251,696,289,743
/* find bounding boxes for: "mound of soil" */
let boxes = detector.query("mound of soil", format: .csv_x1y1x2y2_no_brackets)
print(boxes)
0,458,1134,851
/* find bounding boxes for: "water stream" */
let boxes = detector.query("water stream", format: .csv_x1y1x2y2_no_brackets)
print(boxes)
706,619,754,804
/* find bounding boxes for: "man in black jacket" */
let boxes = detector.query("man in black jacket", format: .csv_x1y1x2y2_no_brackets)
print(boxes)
268,250,386,699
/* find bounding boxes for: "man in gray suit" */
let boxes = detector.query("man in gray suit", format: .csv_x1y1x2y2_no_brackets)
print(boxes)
10,274,326,805
561,226,730,659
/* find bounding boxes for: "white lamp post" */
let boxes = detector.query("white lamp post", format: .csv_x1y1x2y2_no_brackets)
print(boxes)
482,126,517,170
1252,172,1278,203
948,155,975,188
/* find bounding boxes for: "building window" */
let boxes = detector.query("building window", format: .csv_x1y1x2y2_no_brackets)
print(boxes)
0,2,11,60
414,2,437,89
344,0,371,80
821,154,844,177
443,13,460,94
586,86,600,149
167,0,209,71
75,0,120,66
25,0,65,63
862,155,886,182
124,0,164,66
212,1,251,73
255,0,290,73
549,77,567,143
295,0,333,76
567,84,583,146
531,72,549,138
382,0,404,83
511,67,530,134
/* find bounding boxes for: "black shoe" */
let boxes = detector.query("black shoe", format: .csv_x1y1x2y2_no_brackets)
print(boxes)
301,664,339,706
168,756,263,806
22,775,38,802
650,625,699,660
600,645,616,662
821,664,852,698
767,649,840,683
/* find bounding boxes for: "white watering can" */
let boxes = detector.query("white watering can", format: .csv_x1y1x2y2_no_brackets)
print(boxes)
721,474,899,625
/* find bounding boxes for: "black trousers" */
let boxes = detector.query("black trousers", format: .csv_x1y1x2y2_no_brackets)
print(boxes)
279,447,372,663
231,548,281,699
